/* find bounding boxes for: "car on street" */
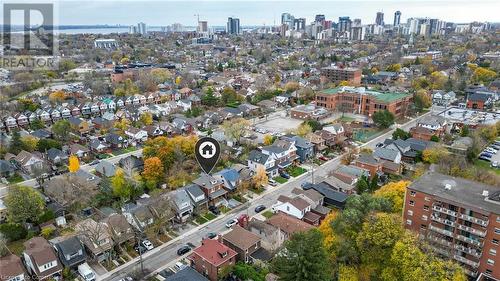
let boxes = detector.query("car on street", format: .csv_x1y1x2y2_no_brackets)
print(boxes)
225,218,239,228
141,239,154,250
376,142,384,148
254,205,266,213
280,172,290,179
118,277,134,281
301,182,313,190
206,232,217,239
177,245,191,256
268,178,277,186
208,205,220,215
89,160,100,165
134,244,147,254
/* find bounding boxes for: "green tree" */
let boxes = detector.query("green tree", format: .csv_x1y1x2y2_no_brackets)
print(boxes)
460,125,469,137
9,130,23,154
304,120,323,132
4,185,45,224
392,128,411,140
37,139,62,152
372,110,395,129
30,119,45,130
272,229,332,281
201,87,219,106
413,90,432,112
52,119,71,141
112,169,132,202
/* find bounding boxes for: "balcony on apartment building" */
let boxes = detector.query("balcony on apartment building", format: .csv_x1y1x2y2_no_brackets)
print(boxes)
455,233,483,248
458,213,489,227
453,254,480,268
429,244,452,257
456,224,487,237
432,205,457,217
431,214,456,227
427,233,453,248
463,268,478,278
454,244,482,259
429,224,454,238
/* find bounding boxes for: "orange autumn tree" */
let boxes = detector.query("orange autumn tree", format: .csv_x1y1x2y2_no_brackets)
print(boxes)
142,157,164,188
68,155,80,173
49,90,66,103
142,135,198,169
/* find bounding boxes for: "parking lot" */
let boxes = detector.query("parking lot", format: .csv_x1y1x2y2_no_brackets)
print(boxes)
252,116,303,142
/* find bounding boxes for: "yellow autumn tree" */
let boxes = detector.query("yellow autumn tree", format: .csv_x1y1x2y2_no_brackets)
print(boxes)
140,112,153,126
422,145,449,164
318,211,338,260
68,155,80,173
263,134,274,145
49,90,66,103
253,166,268,188
374,181,411,214
295,123,312,137
142,157,164,186
175,76,182,85
338,264,359,281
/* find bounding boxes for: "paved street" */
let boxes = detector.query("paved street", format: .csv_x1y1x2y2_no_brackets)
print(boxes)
99,111,431,281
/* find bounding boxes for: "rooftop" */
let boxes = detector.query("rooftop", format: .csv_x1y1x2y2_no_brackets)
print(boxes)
222,225,261,250
319,87,411,103
409,172,500,215
190,239,237,267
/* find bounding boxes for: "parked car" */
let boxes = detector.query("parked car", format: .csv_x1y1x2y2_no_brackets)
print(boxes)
491,161,498,168
490,144,500,150
301,182,313,190
268,178,277,186
484,148,497,154
206,232,217,239
141,239,154,251
280,172,290,179
376,142,384,148
208,205,220,215
117,277,133,281
225,218,239,228
319,156,330,161
254,205,266,213
479,156,492,162
89,160,100,165
177,245,191,256
134,244,147,254
480,152,493,158
78,263,96,281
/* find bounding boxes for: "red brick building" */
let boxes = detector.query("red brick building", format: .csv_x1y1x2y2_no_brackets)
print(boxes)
466,93,492,110
188,239,237,281
320,66,362,85
315,87,412,118
403,172,500,280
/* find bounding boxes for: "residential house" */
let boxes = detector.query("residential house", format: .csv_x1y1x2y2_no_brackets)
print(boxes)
193,174,227,205
69,143,90,158
68,117,90,135
332,165,370,185
95,160,117,177
118,155,144,176
22,237,63,280
171,189,193,223
185,184,208,214
272,195,311,220
75,218,113,261
104,213,134,245
310,181,350,209
165,267,209,281
283,135,314,162
125,127,148,143
89,139,109,153
31,129,52,139
188,239,237,281
4,115,18,130
46,148,67,165
213,168,241,193
466,92,492,109
316,176,356,195
0,160,15,178
261,139,299,169
383,138,432,163
0,254,28,281
306,133,327,153
144,124,164,137
14,113,28,127
105,133,128,149
247,219,285,252
122,203,155,231
432,90,456,106
13,150,44,175
52,236,86,268
221,225,261,263
315,129,338,148
410,115,447,141
177,99,192,111
266,213,313,240
247,150,278,178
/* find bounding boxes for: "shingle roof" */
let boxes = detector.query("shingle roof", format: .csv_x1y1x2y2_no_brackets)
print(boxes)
222,225,261,250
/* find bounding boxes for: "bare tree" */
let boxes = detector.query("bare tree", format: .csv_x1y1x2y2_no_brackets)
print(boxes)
146,195,174,240
76,218,115,264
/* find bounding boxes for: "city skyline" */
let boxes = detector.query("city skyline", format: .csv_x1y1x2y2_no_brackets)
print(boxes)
15,0,500,27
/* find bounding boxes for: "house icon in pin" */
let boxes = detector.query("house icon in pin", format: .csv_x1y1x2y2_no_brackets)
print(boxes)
201,143,214,156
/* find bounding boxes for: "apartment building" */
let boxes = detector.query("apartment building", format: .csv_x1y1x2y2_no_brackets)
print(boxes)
403,172,500,280
320,66,362,85
315,86,412,118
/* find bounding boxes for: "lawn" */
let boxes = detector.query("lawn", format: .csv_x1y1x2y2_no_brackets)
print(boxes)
7,173,24,184
251,187,265,194
262,210,274,219
336,116,356,122
273,176,288,184
219,205,230,214
204,212,217,221
112,146,137,156
195,216,208,225
474,160,500,175
286,166,307,177
313,159,325,166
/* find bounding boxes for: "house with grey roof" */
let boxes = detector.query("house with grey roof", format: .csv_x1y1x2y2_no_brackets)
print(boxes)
373,147,401,164
283,135,314,162
0,159,15,178
51,236,86,268
95,160,117,177
247,149,278,178
171,189,193,223
192,174,227,205
185,184,208,214
214,168,241,192
46,148,67,165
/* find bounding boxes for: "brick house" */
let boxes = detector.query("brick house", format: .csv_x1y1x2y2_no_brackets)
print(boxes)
188,239,237,281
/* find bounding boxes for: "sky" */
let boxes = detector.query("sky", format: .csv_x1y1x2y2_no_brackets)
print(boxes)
5,0,500,26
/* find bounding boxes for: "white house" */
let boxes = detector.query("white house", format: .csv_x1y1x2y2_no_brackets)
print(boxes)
247,149,278,177
176,99,192,112
271,195,311,220
125,127,148,142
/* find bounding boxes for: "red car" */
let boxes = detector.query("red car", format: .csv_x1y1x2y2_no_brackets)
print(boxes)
319,156,330,161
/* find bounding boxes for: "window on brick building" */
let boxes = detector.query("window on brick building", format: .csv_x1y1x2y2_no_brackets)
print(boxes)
407,210,413,216
409,200,415,206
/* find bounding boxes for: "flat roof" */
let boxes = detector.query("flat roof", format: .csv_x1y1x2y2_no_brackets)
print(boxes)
408,172,500,215
318,87,411,103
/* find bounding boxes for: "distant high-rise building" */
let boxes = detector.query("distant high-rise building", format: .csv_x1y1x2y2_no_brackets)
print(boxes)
419,23,430,36
294,18,306,30
227,17,240,35
375,12,384,26
281,13,295,30
338,16,352,33
428,18,439,34
129,25,137,34
353,18,362,27
315,14,326,23
394,11,401,26
198,21,208,33
323,20,333,30
137,22,147,35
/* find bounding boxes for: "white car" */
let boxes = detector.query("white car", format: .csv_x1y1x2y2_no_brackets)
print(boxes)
141,239,154,250
484,148,497,154
492,161,499,168
78,263,96,281
225,218,238,228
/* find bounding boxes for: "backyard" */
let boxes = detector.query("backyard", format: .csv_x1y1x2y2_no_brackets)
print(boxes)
286,166,307,177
